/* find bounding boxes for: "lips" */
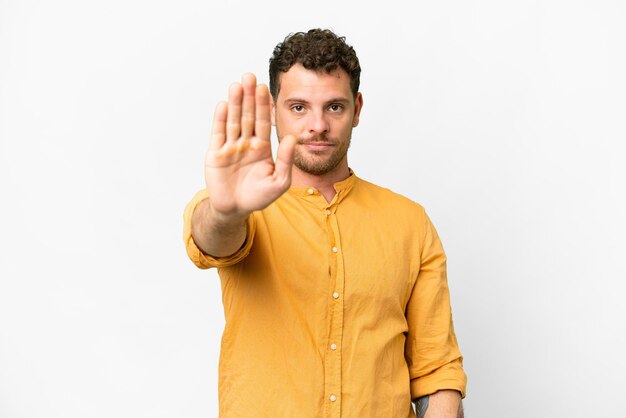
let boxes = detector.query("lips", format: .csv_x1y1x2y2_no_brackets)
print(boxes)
300,136,335,145
300,141,335,152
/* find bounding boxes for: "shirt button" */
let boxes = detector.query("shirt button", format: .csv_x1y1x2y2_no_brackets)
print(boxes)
332,292,340,299
307,188,314,195
332,246,338,253
330,394,337,402
326,209,331,216
330,343,337,350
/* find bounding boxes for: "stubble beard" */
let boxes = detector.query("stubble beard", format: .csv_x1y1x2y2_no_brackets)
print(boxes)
293,136,351,176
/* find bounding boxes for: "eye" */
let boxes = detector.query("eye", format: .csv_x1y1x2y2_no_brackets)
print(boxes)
291,105,305,112
329,104,343,112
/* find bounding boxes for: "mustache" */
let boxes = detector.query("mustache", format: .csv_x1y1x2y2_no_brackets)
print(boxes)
298,135,334,145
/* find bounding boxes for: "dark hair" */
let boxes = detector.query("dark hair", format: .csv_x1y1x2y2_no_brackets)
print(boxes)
269,28,361,100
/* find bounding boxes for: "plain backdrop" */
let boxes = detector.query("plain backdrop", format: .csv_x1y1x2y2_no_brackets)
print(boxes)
1,0,624,417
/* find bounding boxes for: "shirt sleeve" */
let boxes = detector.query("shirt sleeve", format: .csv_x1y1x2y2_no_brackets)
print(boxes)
182,189,256,269
405,208,467,399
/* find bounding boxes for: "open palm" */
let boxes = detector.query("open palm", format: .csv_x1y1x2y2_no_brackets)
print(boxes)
204,73,296,218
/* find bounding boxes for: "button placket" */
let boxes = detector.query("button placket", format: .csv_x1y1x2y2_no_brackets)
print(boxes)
323,207,344,417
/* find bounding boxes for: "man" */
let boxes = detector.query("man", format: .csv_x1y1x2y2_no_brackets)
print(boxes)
183,29,466,417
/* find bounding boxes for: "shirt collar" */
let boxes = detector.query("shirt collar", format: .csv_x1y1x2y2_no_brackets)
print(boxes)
288,169,357,208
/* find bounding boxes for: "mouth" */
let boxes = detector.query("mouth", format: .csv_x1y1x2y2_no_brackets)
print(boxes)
300,141,335,152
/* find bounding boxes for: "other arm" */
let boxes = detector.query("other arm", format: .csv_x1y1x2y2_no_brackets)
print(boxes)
404,208,467,402
414,390,463,418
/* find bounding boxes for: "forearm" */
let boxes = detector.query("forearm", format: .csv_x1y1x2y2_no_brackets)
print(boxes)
190,198,249,257
414,390,463,418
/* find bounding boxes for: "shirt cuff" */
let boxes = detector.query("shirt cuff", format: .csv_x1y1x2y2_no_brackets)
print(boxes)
410,357,467,399
183,189,256,269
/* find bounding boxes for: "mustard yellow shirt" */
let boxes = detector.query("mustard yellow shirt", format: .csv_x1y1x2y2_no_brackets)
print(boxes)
183,173,466,418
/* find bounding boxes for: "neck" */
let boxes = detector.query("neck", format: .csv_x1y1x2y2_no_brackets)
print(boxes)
291,161,350,203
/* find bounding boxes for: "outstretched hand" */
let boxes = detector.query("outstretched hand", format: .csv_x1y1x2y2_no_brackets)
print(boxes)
204,73,296,220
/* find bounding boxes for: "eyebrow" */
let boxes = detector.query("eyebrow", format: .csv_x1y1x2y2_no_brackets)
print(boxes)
283,97,351,105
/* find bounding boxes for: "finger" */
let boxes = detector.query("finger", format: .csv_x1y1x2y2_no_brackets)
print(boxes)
240,73,256,139
255,84,271,142
226,83,243,142
274,134,297,185
209,101,228,151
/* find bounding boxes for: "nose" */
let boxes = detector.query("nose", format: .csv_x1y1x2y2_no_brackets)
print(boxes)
308,110,329,135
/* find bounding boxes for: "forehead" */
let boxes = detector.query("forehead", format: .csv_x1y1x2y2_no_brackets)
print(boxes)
277,63,352,102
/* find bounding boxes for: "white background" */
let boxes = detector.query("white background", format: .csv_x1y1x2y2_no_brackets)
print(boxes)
1,0,625,417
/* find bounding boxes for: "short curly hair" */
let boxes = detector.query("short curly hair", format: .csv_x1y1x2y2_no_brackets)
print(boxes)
269,28,361,101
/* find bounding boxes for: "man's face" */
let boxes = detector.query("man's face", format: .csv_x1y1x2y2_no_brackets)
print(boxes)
272,64,363,176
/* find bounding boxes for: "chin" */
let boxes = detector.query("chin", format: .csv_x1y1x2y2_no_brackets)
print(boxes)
294,155,343,176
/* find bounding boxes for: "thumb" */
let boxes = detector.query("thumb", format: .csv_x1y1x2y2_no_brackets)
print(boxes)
274,134,297,184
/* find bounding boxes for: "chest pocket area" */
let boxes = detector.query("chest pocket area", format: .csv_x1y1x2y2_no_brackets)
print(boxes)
341,233,414,324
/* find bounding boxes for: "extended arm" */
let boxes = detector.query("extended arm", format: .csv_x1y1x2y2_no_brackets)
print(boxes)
190,73,296,257
414,390,463,418
190,198,248,257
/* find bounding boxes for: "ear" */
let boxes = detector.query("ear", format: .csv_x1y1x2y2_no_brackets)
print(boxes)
352,92,363,127
270,97,276,126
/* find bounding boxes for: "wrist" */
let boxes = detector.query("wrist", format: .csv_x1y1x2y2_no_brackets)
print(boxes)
202,199,249,230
